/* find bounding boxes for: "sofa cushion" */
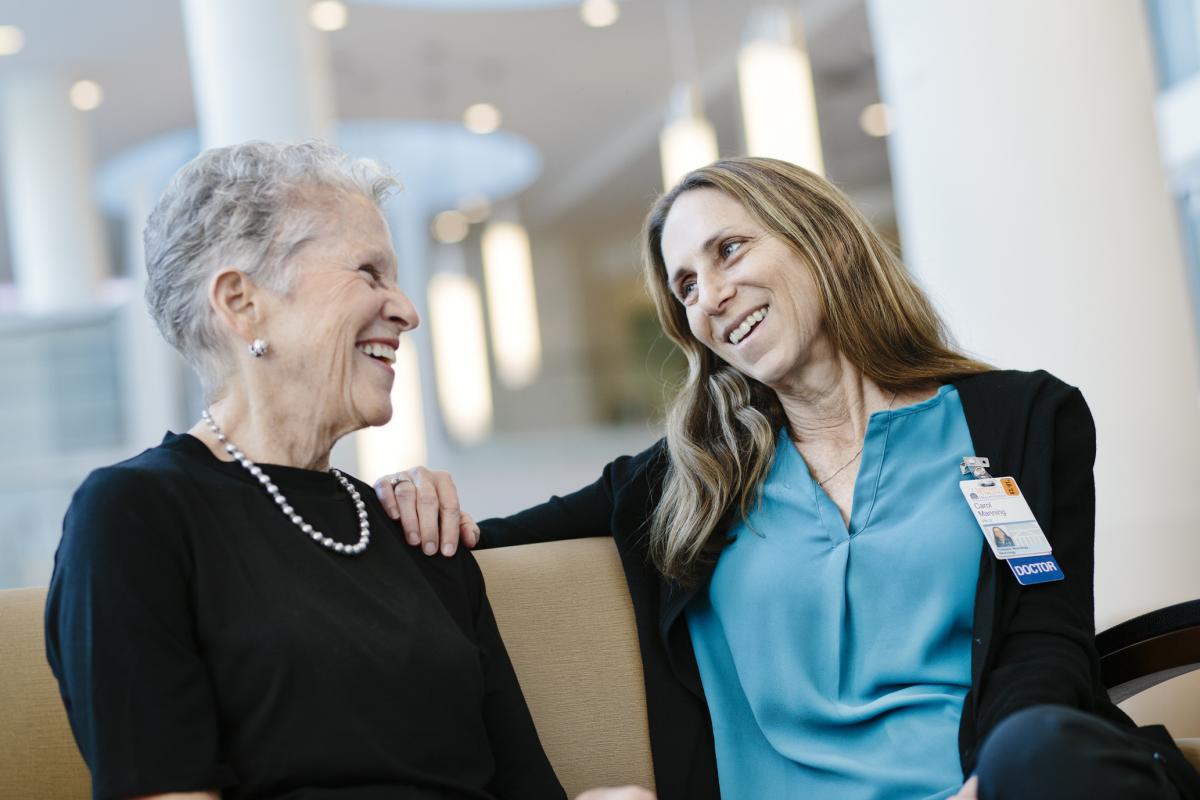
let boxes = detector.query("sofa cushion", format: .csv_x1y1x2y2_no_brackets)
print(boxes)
476,537,656,797
3,543,1194,796
0,537,658,800
0,587,90,799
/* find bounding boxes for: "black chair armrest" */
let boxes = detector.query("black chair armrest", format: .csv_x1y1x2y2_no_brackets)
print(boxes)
1096,599,1200,703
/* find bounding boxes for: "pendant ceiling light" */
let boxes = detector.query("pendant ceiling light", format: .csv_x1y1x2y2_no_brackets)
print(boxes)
737,6,824,174
428,245,493,444
481,211,542,388
659,84,719,189
658,0,719,189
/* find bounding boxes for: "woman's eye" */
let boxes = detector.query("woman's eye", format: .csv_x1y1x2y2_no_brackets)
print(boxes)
720,240,742,259
680,280,697,300
359,265,381,283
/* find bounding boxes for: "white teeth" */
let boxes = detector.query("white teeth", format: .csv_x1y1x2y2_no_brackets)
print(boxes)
356,342,397,364
728,307,768,345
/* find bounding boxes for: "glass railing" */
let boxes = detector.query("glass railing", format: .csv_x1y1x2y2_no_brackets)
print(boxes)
0,308,127,588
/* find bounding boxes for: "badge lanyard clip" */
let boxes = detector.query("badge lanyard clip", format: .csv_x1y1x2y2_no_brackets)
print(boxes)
960,456,995,486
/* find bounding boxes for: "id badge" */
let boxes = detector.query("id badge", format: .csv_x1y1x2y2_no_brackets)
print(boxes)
959,476,1064,584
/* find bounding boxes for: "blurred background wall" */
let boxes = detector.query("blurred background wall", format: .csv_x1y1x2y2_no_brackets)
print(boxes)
0,0,1197,730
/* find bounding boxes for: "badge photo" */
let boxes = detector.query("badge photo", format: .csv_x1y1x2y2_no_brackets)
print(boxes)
959,478,1053,560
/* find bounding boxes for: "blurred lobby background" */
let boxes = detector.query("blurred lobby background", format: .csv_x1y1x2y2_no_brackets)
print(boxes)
1,0,1199,731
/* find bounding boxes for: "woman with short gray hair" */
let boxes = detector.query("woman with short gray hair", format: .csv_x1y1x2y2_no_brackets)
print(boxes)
44,141,566,800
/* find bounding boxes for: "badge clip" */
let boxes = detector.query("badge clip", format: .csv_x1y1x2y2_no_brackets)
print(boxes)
960,456,995,486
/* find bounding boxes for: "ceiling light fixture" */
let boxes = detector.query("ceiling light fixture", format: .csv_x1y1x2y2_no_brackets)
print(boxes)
659,84,718,189
482,216,541,388
659,0,719,189
0,25,24,56
68,80,104,111
580,0,619,28
463,102,502,134
738,6,823,173
428,269,493,444
458,193,492,223
309,1,349,31
859,102,891,138
432,209,470,243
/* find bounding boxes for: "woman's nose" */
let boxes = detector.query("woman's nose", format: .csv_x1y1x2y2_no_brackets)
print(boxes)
385,287,419,331
697,274,733,315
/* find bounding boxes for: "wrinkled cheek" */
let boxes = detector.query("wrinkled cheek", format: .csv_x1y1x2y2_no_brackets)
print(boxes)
337,348,384,427
330,349,356,410
312,297,357,409
310,333,346,383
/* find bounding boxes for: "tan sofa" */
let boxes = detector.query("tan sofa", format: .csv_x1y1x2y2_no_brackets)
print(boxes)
0,538,654,799
2,537,1197,798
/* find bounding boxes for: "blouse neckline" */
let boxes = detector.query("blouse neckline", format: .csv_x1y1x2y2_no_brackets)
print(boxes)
162,431,349,498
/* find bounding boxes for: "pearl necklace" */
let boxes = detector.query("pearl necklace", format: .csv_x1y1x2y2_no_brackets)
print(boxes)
200,411,370,556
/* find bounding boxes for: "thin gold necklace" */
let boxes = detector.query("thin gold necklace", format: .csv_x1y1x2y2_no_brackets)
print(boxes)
811,390,898,487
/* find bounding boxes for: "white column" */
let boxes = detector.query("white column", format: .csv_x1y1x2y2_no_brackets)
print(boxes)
868,0,1200,627
182,0,345,463
0,75,109,312
181,0,335,147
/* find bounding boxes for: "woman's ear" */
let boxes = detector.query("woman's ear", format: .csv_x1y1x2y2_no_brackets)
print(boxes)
209,268,261,342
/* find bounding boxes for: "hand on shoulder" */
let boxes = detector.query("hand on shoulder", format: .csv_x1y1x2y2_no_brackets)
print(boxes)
373,466,479,556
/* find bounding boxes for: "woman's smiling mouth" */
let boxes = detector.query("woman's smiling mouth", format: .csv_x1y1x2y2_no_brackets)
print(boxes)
356,340,398,367
728,306,769,345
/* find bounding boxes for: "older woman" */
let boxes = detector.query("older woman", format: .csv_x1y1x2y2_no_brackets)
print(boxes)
44,141,566,800
379,158,1200,800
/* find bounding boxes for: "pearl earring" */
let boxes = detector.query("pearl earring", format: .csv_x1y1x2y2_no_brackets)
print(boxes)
248,338,268,358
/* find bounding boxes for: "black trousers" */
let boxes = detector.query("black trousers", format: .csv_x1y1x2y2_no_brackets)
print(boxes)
975,705,1200,800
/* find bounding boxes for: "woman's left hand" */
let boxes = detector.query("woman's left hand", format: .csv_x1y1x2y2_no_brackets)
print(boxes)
949,776,979,800
373,467,479,556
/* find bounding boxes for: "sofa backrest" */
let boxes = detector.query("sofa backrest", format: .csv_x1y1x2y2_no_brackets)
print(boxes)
477,538,655,797
0,585,90,798
0,537,654,799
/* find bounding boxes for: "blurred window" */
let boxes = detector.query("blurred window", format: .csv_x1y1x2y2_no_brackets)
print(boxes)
0,310,125,588
0,311,124,458
1147,0,1200,89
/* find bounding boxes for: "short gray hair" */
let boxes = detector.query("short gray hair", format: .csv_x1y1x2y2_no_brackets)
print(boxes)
143,140,399,397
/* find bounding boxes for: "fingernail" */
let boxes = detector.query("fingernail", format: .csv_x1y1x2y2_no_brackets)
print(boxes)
406,531,418,545
442,543,456,557
423,542,437,555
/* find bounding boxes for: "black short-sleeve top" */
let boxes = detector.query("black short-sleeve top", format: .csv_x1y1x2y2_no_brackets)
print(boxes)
45,432,564,800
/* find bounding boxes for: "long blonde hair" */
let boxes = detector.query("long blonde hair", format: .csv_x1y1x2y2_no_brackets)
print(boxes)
642,157,990,583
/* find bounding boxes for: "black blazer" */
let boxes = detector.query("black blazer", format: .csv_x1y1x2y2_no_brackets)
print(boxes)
480,370,1193,799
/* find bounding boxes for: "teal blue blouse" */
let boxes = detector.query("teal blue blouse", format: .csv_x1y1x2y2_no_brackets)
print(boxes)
686,385,981,799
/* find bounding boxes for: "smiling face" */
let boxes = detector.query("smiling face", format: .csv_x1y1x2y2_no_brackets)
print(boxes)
659,187,831,391
255,188,417,432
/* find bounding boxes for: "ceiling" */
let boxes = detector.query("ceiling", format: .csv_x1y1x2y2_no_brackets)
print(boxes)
0,0,891,282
